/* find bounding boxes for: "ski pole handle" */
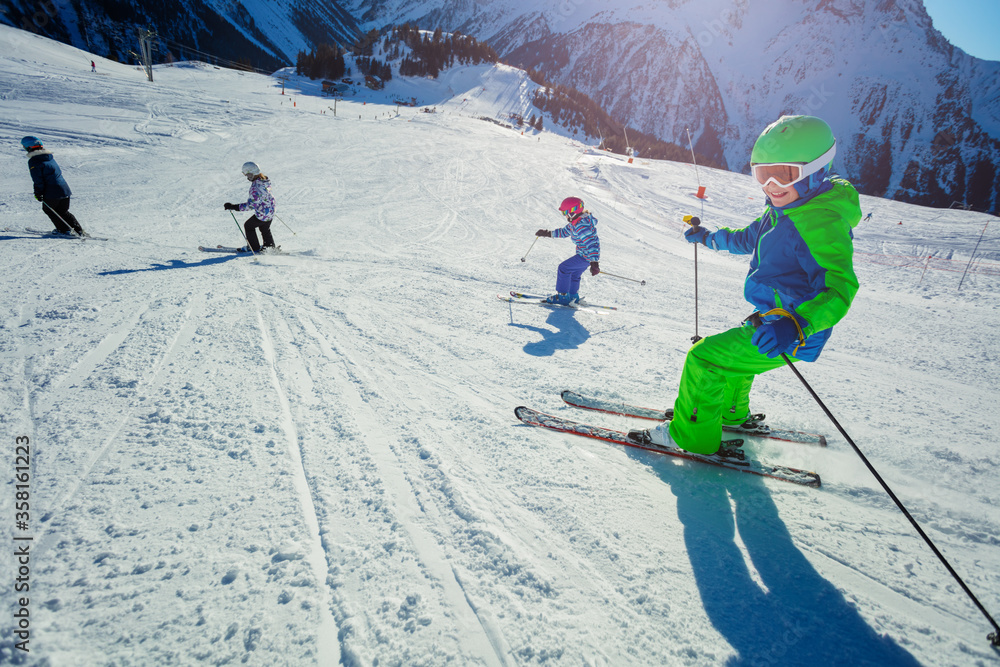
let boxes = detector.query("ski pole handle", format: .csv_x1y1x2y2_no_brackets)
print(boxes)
521,236,539,262
599,270,645,286
683,214,701,227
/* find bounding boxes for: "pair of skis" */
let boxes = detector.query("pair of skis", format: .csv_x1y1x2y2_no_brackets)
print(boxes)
4,227,108,241
517,391,825,488
197,245,288,255
4,229,291,255
498,291,618,311
561,390,826,446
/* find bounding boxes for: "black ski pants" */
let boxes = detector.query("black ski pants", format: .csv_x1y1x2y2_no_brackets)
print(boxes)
243,216,275,252
43,197,83,234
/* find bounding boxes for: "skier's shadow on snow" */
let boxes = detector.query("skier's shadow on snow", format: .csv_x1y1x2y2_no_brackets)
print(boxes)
508,308,590,356
98,255,243,275
644,459,920,666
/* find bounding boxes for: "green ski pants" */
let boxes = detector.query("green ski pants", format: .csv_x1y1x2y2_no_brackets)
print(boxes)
669,324,795,454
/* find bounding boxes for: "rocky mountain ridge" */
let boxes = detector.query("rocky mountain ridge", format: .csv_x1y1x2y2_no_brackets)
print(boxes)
344,0,1000,211
4,0,997,210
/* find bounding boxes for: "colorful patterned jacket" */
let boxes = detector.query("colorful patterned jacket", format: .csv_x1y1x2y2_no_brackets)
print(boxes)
239,178,275,221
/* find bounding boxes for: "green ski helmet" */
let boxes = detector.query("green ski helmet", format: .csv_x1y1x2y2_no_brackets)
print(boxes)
750,116,836,192
751,115,835,165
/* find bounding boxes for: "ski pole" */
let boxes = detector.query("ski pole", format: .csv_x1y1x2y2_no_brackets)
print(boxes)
958,220,989,290
599,271,645,285
230,210,256,255
521,236,539,263
746,312,1000,647
42,200,81,237
275,214,297,236
683,215,702,343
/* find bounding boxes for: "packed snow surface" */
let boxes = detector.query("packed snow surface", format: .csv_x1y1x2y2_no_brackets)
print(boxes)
1,24,999,666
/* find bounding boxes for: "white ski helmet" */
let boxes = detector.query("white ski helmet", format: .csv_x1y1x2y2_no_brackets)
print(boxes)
241,161,260,177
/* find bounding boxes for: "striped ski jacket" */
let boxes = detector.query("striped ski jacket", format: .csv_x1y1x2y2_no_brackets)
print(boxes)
552,212,600,262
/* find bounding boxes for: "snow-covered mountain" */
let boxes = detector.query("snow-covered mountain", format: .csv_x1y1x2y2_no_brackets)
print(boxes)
3,24,1000,665
4,0,997,209
344,0,1000,212
0,0,362,71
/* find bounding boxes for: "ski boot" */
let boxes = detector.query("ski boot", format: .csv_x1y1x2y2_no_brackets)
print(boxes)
544,293,574,305
627,422,672,448
628,426,747,463
724,413,770,437
714,439,747,462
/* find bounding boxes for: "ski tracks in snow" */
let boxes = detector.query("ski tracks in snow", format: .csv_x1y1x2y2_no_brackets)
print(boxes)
252,305,343,665
24,289,207,552
2,250,339,661
254,286,512,665
249,263,668,663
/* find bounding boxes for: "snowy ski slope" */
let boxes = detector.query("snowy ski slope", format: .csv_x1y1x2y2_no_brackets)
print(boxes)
1,24,999,666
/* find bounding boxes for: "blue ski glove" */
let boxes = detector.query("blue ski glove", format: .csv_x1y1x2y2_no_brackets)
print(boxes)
751,317,802,358
684,226,710,245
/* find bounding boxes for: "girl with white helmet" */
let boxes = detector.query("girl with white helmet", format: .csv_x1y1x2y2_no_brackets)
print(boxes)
224,161,276,253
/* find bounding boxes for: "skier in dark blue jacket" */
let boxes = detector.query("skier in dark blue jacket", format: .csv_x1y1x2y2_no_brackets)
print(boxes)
22,136,86,236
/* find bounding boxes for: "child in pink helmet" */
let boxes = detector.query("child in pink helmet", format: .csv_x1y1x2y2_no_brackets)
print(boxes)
535,197,601,305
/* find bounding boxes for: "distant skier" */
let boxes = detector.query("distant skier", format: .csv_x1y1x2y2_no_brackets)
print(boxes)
21,136,87,236
630,115,861,456
864,212,873,222
91,60,96,73
535,197,600,305
224,162,276,253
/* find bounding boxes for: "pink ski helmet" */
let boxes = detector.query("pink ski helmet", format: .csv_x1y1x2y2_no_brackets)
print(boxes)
559,196,584,219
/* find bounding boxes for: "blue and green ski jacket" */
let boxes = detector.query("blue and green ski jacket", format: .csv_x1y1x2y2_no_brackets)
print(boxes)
703,178,862,361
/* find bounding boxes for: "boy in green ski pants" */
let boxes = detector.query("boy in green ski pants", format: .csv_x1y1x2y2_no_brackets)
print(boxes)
632,115,862,455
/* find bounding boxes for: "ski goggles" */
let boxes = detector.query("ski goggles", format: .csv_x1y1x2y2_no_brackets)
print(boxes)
751,143,836,187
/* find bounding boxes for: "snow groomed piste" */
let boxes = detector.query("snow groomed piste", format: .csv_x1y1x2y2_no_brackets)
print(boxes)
2,22,999,664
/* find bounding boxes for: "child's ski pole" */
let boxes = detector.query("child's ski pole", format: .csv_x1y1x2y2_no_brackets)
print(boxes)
230,210,256,255
599,271,645,285
275,214,297,236
521,236,539,263
683,214,701,343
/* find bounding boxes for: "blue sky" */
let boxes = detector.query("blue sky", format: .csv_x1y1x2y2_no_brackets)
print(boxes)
922,0,1000,61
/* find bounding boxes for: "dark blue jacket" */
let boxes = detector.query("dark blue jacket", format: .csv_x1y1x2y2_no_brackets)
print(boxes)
27,150,72,201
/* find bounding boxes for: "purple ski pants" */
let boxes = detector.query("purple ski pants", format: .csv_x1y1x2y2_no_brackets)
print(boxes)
556,254,589,294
